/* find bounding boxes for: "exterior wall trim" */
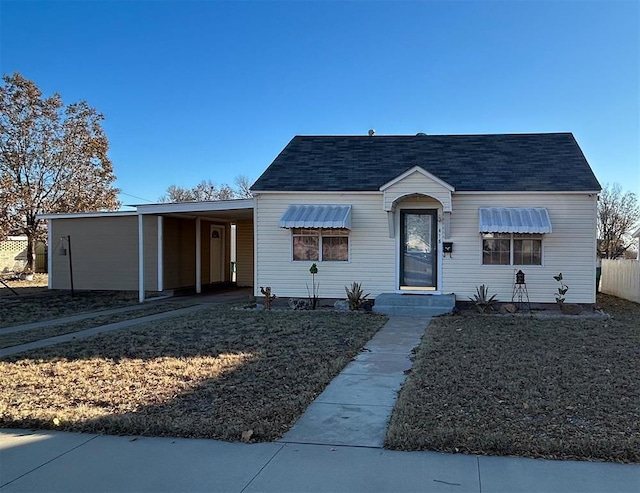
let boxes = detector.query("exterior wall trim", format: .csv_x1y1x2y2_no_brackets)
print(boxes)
38,211,137,220
393,199,443,292
455,190,600,195
136,199,254,215
252,190,380,196
380,165,455,192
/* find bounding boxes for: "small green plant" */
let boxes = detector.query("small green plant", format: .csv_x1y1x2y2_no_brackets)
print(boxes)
553,273,568,304
345,282,370,311
259,286,276,310
468,284,498,313
307,263,320,310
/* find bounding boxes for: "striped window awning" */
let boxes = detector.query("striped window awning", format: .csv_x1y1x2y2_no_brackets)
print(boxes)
479,207,552,234
279,205,352,229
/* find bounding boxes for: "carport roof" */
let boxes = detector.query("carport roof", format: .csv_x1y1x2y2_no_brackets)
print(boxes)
38,199,255,221
136,198,254,218
137,199,254,219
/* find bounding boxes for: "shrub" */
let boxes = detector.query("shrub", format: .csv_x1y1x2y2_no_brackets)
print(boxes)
468,285,498,313
345,282,370,311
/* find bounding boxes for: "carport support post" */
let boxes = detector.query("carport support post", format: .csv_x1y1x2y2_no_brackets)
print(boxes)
195,217,201,294
47,220,52,289
157,216,163,292
66,235,74,297
138,214,144,303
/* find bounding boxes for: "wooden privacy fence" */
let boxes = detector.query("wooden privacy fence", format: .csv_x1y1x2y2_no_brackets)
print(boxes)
600,259,640,303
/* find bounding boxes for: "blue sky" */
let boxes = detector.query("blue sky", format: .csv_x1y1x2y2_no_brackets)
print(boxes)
1,0,638,207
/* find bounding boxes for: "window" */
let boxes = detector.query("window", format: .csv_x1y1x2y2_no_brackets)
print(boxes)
292,228,349,261
482,233,542,265
513,235,542,265
482,234,511,265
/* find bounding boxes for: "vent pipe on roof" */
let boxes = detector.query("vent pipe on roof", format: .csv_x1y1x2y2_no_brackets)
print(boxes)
368,129,375,136
416,132,427,136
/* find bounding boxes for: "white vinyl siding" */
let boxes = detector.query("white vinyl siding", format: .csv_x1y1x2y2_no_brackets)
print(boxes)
235,219,254,287
442,193,597,303
255,193,395,298
255,191,597,303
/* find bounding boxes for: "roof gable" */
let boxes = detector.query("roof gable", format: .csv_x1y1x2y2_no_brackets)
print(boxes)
379,165,454,192
251,133,601,193
380,166,454,212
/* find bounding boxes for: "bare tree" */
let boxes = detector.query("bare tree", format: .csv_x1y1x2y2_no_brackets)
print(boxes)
597,183,640,259
234,175,253,198
159,176,252,203
159,185,198,203
0,73,120,270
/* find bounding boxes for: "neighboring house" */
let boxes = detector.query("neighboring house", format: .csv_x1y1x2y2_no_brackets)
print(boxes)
0,236,47,274
39,132,601,304
0,236,28,273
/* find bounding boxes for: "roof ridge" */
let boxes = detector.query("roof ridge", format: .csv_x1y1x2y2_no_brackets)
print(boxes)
292,132,574,138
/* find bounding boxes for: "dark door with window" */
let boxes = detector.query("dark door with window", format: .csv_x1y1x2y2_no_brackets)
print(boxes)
400,210,437,288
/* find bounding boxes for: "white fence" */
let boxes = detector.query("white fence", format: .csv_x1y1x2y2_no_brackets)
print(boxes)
600,259,640,303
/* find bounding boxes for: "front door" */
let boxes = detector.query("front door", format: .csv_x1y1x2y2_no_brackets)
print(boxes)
400,210,437,289
210,225,224,283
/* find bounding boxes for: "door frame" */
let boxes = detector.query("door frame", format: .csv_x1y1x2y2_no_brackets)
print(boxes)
209,225,225,283
395,207,441,293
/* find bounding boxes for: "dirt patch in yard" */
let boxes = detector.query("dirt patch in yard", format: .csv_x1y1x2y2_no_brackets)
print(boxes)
0,306,387,441
385,294,640,463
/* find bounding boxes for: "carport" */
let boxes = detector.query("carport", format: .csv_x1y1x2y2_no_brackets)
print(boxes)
135,199,254,302
40,199,254,302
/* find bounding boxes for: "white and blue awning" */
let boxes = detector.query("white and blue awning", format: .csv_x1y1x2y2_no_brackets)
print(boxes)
479,207,552,234
279,205,352,229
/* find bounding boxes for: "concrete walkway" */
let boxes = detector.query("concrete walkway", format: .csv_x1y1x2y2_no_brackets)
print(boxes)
282,317,428,447
0,303,165,335
0,289,252,359
0,305,212,359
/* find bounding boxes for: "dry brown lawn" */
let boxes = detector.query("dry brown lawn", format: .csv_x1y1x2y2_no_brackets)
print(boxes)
386,294,640,463
0,306,387,441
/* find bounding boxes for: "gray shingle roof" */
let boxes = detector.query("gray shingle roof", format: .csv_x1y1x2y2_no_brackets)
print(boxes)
251,133,601,192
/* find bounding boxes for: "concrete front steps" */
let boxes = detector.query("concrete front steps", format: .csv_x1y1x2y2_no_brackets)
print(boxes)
373,293,456,317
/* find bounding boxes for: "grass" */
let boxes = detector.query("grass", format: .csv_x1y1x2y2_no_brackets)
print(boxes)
0,301,196,348
0,274,155,328
385,294,640,463
0,306,387,441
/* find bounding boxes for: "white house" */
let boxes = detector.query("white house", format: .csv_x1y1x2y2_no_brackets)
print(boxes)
40,132,601,307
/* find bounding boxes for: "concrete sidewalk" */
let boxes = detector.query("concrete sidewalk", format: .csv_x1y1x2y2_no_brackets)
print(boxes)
1,428,637,492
